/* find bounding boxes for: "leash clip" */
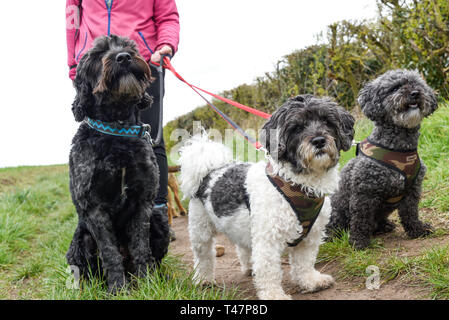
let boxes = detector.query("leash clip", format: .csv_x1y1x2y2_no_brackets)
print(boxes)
139,124,153,145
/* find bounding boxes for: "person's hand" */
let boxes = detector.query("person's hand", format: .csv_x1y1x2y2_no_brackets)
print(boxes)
150,45,173,64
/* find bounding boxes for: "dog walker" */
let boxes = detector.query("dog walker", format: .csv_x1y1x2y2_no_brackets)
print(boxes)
149,54,172,147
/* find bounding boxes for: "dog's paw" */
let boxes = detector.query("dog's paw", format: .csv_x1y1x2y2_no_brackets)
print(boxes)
374,220,396,235
199,280,217,289
406,222,434,239
258,290,292,300
134,263,153,278
107,276,127,295
349,235,371,250
299,272,334,293
192,272,216,287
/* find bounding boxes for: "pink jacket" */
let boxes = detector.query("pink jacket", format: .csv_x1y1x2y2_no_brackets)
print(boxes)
66,0,180,80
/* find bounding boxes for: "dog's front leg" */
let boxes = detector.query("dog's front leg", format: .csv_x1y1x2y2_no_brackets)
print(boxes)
126,204,155,277
289,238,334,294
348,194,379,250
290,206,334,293
189,199,216,285
251,236,290,300
398,164,433,238
66,222,100,279
85,207,126,294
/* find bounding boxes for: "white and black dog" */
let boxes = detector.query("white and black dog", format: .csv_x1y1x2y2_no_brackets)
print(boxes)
179,94,354,300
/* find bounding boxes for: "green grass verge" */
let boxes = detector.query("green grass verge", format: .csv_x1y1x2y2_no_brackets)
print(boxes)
0,165,241,300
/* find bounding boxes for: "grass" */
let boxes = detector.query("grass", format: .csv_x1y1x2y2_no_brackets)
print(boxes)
418,104,449,212
46,254,241,300
0,165,241,300
0,102,448,300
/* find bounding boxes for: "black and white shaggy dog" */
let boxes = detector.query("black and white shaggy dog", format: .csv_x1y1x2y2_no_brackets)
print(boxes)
66,35,169,293
327,69,438,250
179,95,355,300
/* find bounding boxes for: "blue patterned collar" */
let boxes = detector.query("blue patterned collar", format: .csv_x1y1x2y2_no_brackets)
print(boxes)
85,118,152,142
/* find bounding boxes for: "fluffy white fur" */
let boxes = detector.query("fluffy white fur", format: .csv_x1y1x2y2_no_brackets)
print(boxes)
179,137,337,300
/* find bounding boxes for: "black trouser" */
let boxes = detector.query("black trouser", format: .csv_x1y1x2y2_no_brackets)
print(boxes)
140,65,168,206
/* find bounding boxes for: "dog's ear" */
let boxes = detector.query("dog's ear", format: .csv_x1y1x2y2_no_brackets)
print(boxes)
72,55,94,122
72,80,93,122
260,108,287,160
136,92,153,110
358,81,385,121
134,54,152,82
336,107,355,151
424,87,438,117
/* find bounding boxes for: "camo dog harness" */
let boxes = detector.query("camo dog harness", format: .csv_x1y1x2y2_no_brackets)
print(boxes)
357,138,421,204
266,162,325,247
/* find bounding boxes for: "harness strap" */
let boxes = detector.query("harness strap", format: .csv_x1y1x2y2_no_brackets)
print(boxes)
265,163,325,246
357,138,421,204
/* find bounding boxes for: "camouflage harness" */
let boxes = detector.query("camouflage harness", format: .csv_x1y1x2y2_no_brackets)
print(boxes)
356,138,421,204
266,162,325,247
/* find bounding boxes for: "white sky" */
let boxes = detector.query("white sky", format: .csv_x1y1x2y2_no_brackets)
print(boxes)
0,0,376,168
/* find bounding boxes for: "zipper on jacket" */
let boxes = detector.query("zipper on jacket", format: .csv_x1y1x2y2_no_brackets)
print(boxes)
76,32,88,62
138,31,154,54
105,0,114,35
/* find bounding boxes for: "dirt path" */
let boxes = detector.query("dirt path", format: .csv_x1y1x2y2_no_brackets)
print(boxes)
168,215,432,300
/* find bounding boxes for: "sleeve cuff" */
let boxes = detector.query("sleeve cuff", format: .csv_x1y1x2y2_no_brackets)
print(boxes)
69,66,77,80
155,43,175,55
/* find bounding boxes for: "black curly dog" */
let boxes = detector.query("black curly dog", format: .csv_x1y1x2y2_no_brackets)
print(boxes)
326,70,438,250
66,35,170,293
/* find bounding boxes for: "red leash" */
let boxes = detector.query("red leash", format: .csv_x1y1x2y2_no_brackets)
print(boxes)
156,57,271,149
162,58,272,119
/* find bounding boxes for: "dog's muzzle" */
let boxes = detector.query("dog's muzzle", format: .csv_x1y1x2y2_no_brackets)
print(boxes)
298,135,338,172
116,52,132,67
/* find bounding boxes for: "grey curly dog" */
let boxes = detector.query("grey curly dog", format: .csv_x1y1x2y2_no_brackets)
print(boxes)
326,69,438,249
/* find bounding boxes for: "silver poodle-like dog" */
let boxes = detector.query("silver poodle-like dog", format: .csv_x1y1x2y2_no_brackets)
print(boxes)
179,95,355,299
326,69,438,250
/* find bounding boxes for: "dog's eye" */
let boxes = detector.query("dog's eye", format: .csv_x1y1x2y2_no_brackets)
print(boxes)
390,84,402,93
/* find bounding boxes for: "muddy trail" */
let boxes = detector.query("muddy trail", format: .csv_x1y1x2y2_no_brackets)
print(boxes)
169,215,434,300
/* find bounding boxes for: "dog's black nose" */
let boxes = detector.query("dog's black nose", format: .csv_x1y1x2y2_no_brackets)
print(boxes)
311,136,326,149
410,90,420,99
116,52,132,66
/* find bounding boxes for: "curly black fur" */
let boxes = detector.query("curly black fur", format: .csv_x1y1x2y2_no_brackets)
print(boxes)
66,35,169,293
326,69,438,250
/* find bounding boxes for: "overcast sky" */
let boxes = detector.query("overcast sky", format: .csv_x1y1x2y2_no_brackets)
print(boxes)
0,0,377,168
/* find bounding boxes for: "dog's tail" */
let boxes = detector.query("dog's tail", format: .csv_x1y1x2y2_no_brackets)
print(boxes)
179,135,233,198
